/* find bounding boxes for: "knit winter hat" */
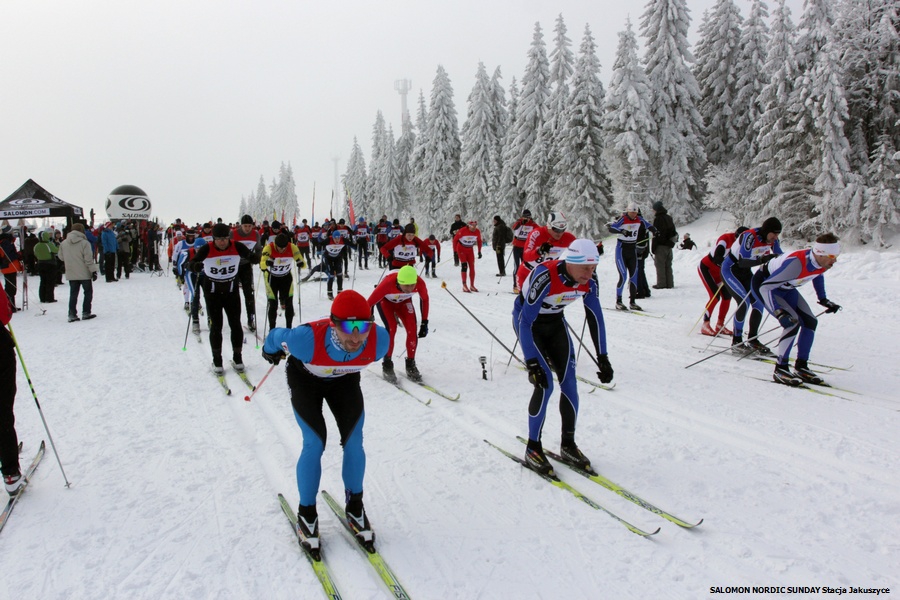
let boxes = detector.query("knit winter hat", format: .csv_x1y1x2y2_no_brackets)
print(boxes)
212,223,231,238
330,290,372,321
240,215,253,225
71,223,85,233
652,201,665,211
759,217,782,238
397,265,418,286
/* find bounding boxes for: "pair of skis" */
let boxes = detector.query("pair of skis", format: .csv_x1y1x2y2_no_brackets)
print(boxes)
485,437,702,537
277,491,410,600
211,363,256,396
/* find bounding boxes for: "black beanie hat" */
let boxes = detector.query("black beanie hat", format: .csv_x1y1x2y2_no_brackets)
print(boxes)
240,215,253,225
759,217,782,238
212,223,231,238
274,233,290,248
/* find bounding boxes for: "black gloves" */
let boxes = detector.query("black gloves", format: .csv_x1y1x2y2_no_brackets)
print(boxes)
418,319,429,338
190,261,204,273
91,272,98,281
774,308,797,328
262,349,286,365
478,252,482,259
419,255,424,262
760,253,777,264
525,358,547,388
296,259,304,269
265,259,274,268
538,242,552,257
818,298,842,313
596,354,614,384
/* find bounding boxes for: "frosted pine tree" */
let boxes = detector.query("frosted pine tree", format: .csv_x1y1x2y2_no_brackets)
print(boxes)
269,163,299,224
342,137,368,222
544,14,575,209
238,196,248,221
379,126,403,220
694,0,744,166
408,91,430,222
733,0,770,165
496,77,522,218
555,24,612,237
602,19,657,212
641,0,707,222
503,23,550,222
453,62,500,225
514,23,552,219
366,111,388,220
245,190,257,222
417,65,461,234
794,0,855,234
394,118,416,220
482,67,509,220
255,175,271,224
861,137,900,246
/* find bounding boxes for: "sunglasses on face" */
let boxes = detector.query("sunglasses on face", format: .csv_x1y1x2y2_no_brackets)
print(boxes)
332,318,374,335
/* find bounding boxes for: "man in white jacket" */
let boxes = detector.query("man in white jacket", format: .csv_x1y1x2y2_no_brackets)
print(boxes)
58,223,99,322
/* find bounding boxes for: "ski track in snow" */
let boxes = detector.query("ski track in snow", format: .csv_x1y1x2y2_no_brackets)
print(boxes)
1,212,898,599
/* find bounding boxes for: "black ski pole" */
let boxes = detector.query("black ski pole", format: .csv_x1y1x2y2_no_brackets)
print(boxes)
440,281,523,365
6,324,71,487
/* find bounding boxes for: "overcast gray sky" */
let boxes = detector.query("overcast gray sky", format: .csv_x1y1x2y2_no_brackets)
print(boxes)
1,0,802,225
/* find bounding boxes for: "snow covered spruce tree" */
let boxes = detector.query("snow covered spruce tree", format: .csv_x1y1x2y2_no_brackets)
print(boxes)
543,15,575,211
342,137,368,222
554,24,613,237
837,0,900,245
693,0,744,167
379,125,403,220
791,0,856,236
453,62,501,226
408,91,429,223
601,19,657,215
366,111,389,220
269,163,299,224
394,114,416,221
413,65,461,234
254,175,270,224
504,23,551,219
745,0,803,227
496,77,521,221
641,0,707,222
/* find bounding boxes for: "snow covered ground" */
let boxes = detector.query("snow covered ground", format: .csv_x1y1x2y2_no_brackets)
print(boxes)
2,212,898,600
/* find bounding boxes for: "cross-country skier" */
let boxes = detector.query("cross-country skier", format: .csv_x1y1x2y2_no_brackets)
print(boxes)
721,217,784,355
189,223,253,374
232,215,260,332
697,226,749,336
513,238,613,476
452,220,483,292
606,205,658,311
368,265,429,383
261,290,389,553
750,233,842,386
260,233,304,330
380,224,432,271
515,212,576,294
0,292,24,495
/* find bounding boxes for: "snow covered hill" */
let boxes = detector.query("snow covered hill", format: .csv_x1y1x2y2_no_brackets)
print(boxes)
2,213,898,600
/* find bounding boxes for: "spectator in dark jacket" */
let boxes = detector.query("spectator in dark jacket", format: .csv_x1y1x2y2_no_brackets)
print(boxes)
679,233,696,250
651,200,676,289
449,214,466,266
491,216,513,276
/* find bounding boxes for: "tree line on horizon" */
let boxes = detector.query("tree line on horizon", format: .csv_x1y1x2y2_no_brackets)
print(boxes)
339,0,899,245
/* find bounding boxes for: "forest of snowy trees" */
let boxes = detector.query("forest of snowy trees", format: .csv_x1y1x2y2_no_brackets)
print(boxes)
238,162,301,226
341,0,899,244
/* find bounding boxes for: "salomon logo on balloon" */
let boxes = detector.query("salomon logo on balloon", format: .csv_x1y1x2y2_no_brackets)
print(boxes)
106,184,152,220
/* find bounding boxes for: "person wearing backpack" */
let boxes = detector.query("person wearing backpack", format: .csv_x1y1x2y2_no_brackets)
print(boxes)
491,215,513,277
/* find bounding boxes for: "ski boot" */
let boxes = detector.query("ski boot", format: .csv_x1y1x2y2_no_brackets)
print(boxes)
469,284,479,292
615,298,628,311
524,440,554,476
462,282,470,293
405,358,422,382
716,320,733,336
794,360,824,385
4,472,24,496
560,442,593,472
297,504,320,556
700,321,716,337
192,319,201,335
773,364,802,386
247,315,256,332
747,339,773,356
629,300,643,311
382,357,397,384
345,491,375,549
